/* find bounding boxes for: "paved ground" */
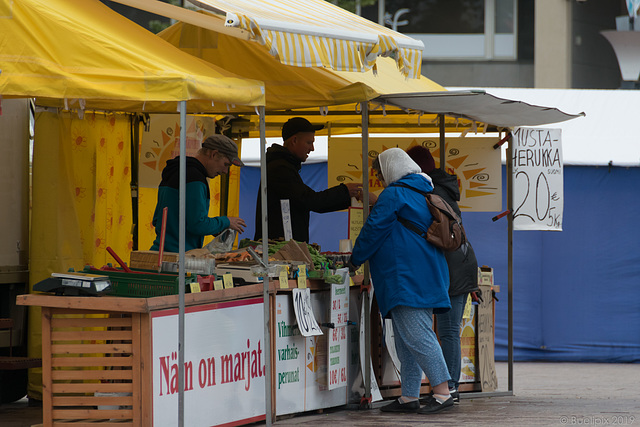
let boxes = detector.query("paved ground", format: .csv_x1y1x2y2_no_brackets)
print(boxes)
274,362,640,427
2,362,639,426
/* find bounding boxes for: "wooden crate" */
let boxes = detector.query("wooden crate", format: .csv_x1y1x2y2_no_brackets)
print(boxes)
41,308,147,426
129,251,178,270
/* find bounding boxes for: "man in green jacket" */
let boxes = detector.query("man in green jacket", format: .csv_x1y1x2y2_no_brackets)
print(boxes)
151,135,246,252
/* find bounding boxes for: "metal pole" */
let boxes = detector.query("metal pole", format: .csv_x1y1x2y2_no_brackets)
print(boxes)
506,132,514,392
378,0,385,25
130,114,139,251
438,114,445,170
178,101,187,426
259,106,273,426
361,102,371,404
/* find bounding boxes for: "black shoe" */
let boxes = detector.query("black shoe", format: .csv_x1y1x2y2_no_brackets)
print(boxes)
418,396,454,414
420,389,460,405
380,398,420,413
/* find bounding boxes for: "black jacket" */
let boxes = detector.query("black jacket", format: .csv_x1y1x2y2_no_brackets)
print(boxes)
430,169,480,297
254,144,351,242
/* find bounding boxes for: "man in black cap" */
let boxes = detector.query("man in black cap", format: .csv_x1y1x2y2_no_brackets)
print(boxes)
254,117,362,242
151,134,247,253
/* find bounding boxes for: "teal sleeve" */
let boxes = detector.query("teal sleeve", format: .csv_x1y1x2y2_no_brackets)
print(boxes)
186,181,230,237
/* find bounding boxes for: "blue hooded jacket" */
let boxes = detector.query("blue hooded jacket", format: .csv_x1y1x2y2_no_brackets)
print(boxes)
351,148,450,318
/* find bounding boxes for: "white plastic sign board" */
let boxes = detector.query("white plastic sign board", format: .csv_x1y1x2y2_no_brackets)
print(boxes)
512,127,564,231
151,298,265,427
327,270,349,390
280,199,292,241
359,287,383,402
292,288,323,337
275,294,347,416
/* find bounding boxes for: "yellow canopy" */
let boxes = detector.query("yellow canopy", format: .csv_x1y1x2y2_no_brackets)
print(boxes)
191,0,423,78
111,0,424,79
0,0,265,112
158,18,453,136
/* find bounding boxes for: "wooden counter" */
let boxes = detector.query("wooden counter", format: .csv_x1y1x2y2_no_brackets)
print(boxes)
16,276,354,426
17,284,280,427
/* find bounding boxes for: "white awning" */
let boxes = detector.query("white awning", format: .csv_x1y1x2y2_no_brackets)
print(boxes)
189,0,424,78
375,90,585,128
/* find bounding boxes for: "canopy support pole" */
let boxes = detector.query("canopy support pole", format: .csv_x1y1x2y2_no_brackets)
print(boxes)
178,100,187,426
361,102,372,406
438,114,445,170
259,106,273,425
506,132,514,392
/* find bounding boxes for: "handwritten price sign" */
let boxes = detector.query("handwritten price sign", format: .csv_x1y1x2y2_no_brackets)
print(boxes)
512,127,564,231
292,288,323,337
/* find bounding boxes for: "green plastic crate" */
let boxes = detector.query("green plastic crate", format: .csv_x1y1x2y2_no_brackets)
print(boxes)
84,267,195,298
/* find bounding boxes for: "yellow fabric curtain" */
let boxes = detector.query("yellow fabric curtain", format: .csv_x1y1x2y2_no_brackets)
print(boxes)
28,111,133,398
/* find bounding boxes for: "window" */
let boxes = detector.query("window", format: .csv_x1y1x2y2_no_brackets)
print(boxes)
380,0,518,60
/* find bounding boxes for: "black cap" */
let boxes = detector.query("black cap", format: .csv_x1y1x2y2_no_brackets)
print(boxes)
282,117,324,141
201,134,244,167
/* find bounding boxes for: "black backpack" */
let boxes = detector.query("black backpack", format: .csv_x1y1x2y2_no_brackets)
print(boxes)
392,182,466,252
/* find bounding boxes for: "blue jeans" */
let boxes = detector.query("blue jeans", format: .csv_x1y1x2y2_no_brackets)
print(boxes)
436,293,468,390
390,305,450,397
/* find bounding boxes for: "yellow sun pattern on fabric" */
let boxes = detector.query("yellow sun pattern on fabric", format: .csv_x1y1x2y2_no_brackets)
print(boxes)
328,137,501,212
29,111,134,399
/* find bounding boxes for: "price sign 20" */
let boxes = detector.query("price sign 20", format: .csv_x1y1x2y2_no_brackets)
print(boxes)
512,128,564,231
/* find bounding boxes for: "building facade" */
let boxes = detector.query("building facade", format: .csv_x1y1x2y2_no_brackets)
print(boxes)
361,0,626,89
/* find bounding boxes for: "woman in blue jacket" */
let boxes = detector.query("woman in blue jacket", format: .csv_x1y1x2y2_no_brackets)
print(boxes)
350,148,454,414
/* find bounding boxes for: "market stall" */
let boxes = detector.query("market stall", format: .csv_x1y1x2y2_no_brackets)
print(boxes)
0,0,265,415
17,259,366,426
4,1,585,426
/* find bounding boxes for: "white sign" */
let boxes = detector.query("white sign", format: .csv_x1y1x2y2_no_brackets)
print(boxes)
327,270,349,390
274,294,347,416
151,298,266,427
512,127,564,231
359,287,383,402
280,199,292,241
329,270,349,327
292,288,323,337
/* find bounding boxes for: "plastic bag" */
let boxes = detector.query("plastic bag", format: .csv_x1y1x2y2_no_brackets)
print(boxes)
204,229,236,254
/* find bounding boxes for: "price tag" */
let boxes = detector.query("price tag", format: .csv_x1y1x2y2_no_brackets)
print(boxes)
292,288,323,336
213,280,224,291
189,282,201,293
463,293,472,319
279,266,289,289
297,264,307,289
222,273,234,289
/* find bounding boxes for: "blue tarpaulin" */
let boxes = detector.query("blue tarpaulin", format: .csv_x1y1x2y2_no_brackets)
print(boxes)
238,163,640,363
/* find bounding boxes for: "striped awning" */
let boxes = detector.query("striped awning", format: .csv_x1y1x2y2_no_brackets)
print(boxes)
190,0,424,79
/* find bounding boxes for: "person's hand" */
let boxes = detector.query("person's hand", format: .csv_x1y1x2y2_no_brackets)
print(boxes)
367,192,378,206
227,217,246,233
345,183,362,198
345,183,363,199
346,256,360,274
